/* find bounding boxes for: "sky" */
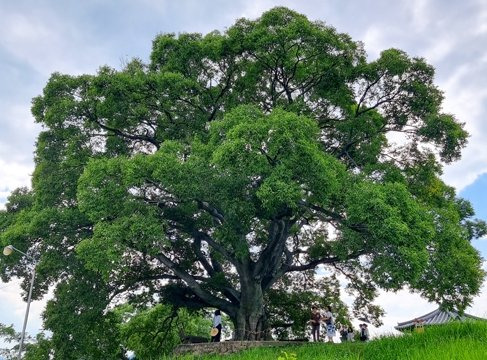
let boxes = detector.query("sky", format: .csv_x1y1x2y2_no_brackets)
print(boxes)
0,0,486,343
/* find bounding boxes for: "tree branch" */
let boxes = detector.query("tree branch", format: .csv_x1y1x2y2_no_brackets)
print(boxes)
284,250,367,272
85,109,161,150
155,252,234,314
355,74,384,117
196,200,225,225
191,234,240,304
192,236,216,276
298,200,368,233
254,219,291,282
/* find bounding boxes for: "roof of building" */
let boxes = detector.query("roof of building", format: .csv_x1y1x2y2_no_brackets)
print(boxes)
395,308,485,331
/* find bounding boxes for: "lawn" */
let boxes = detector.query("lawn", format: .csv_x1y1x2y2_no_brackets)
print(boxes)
170,321,487,360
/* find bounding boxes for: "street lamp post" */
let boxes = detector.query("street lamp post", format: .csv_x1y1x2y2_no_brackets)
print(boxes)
3,245,37,360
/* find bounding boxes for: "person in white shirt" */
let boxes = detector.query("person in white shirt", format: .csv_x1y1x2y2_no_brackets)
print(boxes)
211,310,222,342
323,306,336,343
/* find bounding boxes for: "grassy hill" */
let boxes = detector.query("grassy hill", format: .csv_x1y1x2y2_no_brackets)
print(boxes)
173,321,487,360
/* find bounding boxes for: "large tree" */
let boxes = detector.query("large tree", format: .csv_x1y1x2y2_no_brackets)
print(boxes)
1,7,485,347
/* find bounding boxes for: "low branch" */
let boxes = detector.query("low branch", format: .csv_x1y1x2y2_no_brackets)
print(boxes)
108,273,200,303
155,252,234,314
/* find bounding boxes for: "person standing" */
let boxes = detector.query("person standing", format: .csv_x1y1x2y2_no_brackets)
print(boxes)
359,324,369,342
323,306,336,343
211,310,222,342
309,305,322,342
347,326,355,342
339,326,348,342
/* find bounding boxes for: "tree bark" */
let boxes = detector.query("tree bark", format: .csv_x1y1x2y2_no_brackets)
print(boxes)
233,279,266,340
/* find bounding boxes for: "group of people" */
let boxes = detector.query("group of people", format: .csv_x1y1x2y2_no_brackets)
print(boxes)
309,305,370,343
309,305,336,342
339,325,355,342
211,306,371,343
358,323,370,342
339,323,369,342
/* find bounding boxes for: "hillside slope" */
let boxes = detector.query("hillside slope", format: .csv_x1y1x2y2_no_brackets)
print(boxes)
173,321,487,360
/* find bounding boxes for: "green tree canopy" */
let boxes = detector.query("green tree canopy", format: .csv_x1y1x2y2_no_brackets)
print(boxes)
1,7,485,354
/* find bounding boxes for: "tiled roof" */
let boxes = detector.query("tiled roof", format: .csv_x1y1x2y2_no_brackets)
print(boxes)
395,308,484,331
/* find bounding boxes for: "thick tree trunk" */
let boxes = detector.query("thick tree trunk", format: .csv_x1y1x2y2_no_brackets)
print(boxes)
233,280,266,340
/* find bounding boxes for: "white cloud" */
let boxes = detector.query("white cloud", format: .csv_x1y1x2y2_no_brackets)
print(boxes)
422,36,455,63
470,284,487,318
370,290,433,337
334,262,487,336
0,102,40,160
407,0,431,31
439,60,487,190
371,281,487,336
0,279,46,335
362,26,387,60
238,0,277,19
473,0,487,35
0,160,33,209
0,5,109,76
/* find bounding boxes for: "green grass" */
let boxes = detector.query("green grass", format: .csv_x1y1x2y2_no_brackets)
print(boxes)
171,321,487,360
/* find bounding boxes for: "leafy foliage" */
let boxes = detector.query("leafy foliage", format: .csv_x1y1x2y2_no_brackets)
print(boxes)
0,323,20,360
118,305,211,358
0,6,484,356
0,322,38,360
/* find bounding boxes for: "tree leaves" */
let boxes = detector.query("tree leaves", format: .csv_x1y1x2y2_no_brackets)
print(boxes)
0,5,484,352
